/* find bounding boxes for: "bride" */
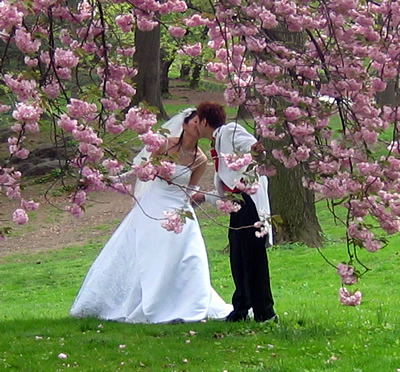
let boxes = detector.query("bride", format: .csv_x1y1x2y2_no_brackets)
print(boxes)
70,108,232,323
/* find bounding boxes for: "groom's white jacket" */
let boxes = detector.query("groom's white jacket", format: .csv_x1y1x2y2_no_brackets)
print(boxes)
205,122,273,245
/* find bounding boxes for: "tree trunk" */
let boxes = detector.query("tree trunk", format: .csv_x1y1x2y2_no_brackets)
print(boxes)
132,26,167,119
180,64,191,80
160,48,173,95
264,138,323,248
376,80,398,106
189,64,202,89
255,23,322,247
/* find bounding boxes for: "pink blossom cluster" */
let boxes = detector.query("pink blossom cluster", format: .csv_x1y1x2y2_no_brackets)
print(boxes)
253,221,268,239
216,199,242,214
336,263,358,285
339,287,362,306
10,197,40,226
100,63,137,113
178,43,202,57
161,211,185,234
130,161,176,182
139,131,166,153
234,179,260,195
102,159,124,176
122,107,157,134
0,168,21,200
222,153,253,171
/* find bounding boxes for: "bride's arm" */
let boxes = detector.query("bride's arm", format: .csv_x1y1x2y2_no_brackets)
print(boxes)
188,153,207,189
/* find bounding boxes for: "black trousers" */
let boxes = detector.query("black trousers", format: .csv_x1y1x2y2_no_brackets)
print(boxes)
228,193,275,321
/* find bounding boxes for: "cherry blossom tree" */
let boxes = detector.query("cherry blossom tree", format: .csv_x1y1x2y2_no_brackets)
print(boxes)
200,0,400,305
1,0,400,305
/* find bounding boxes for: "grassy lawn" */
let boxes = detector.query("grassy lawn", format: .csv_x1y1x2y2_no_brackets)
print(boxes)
1,203,400,371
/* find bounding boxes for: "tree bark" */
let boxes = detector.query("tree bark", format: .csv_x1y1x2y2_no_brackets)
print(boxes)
160,48,174,95
180,64,191,80
189,64,202,89
132,26,167,119
264,138,323,248
376,80,398,106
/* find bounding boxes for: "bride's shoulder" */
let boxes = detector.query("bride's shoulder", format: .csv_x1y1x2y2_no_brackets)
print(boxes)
155,137,179,155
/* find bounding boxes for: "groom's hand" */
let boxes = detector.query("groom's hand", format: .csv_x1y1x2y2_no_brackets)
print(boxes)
191,192,205,205
251,140,265,154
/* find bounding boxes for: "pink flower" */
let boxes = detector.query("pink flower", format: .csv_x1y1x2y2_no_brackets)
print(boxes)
21,199,39,211
110,182,132,194
116,47,135,57
24,57,38,67
15,148,30,159
81,166,106,192
0,2,23,30
123,107,157,134
234,179,260,195
70,190,86,205
105,115,124,134
54,48,79,68
43,81,60,99
0,104,11,113
12,103,43,124
183,14,208,27
284,107,302,121
161,211,184,233
156,161,176,180
14,29,41,54
67,99,97,119
139,131,166,153
364,239,382,252
13,208,29,225
169,26,186,38
57,114,78,133
131,163,157,182
222,153,253,171
65,204,84,218
216,199,241,213
102,159,124,176
136,18,158,32
179,43,202,57
339,287,362,306
116,14,134,32
371,78,387,92
79,143,104,163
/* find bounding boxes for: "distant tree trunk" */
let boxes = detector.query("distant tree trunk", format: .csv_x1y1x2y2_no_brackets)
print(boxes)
160,48,173,95
132,26,167,119
189,64,202,89
180,64,191,80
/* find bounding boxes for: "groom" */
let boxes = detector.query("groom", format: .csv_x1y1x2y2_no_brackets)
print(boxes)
192,101,277,323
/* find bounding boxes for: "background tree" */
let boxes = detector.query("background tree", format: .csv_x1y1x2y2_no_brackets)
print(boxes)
132,26,167,118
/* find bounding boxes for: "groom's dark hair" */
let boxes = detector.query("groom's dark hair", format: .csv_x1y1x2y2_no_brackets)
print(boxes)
197,102,226,129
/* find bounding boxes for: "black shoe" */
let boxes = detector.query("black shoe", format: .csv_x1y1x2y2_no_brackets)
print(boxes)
225,310,250,322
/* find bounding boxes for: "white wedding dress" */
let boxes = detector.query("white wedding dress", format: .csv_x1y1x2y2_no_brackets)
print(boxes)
70,165,232,323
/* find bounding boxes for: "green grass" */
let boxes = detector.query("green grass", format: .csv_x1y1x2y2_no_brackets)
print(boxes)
1,204,400,371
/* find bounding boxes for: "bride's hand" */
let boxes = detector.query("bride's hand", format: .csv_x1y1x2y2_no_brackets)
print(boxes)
191,192,205,205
